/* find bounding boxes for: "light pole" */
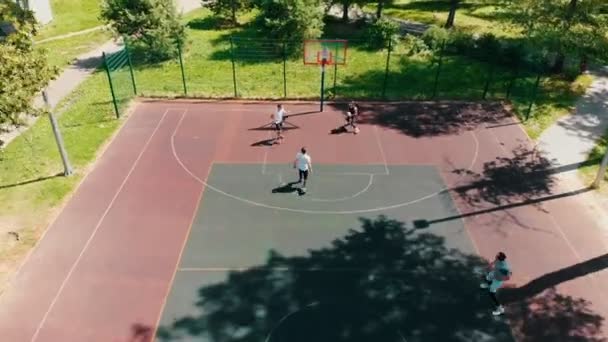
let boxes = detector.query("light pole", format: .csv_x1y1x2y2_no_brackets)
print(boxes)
42,90,74,176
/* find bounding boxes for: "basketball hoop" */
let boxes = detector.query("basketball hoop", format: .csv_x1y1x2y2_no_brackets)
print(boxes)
303,39,347,66
302,39,348,112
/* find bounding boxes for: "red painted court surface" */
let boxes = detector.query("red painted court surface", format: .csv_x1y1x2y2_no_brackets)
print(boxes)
0,100,607,341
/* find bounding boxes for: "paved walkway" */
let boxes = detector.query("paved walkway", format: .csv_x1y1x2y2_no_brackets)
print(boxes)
0,0,201,148
538,67,608,174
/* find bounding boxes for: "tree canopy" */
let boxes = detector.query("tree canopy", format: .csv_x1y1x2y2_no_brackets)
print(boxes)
255,0,325,42
100,0,186,61
507,0,608,71
0,1,57,126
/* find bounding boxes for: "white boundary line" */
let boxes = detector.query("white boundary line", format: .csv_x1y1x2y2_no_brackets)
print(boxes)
150,109,218,340
0,104,139,303
262,301,407,342
485,127,608,307
373,126,390,176
30,109,170,342
261,130,272,175
179,267,411,273
306,174,374,202
171,115,481,215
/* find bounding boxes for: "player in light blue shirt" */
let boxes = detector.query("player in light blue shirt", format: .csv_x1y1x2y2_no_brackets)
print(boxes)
480,252,511,315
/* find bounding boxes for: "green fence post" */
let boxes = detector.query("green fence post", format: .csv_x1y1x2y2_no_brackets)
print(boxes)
103,52,120,119
283,41,287,98
124,40,137,95
230,36,238,97
320,63,326,112
382,38,392,99
482,63,494,100
525,73,542,121
178,40,188,96
332,61,338,98
432,40,446,99
506,68,518,100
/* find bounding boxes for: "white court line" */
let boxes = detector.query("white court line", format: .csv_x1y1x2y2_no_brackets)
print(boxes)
264,302,320,342
30,109,171,342
179,267,391,272
373,126,390,175
263,301,407,342
485,128,608,307
306,174,374,202
171,112,481,215
261,129,273,175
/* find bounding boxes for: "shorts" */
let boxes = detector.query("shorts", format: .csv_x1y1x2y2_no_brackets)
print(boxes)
298,169,309,180
274,122,283,131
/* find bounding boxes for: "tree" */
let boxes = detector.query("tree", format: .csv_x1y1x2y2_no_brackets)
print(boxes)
255,0,324,43
0,1,57,126
375,0,395,18
445,0,460,28
334,0,367,22
205,0,252,26
508,0,608,73
100,0,186,62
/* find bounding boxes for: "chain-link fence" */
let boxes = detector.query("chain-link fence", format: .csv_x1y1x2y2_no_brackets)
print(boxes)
102,35,588,120
102,45,137,118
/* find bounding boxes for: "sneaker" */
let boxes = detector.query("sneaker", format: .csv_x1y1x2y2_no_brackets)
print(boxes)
301,187,306,193
492,306,505,316
479,283,489,289
354,127,360,134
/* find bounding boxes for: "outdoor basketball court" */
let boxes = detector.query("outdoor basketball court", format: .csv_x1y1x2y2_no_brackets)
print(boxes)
1,98,608,342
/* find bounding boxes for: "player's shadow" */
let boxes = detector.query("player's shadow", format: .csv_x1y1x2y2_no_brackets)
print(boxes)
251,138,276,147
271,181,304,195
330,125,351,135
155,216,603,342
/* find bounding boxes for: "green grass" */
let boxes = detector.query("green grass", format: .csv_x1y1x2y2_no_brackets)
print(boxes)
365,0,520,37
37,29,113,69
514,74,594,139
579,130,608,192
36,0,103,40
0,70,129,294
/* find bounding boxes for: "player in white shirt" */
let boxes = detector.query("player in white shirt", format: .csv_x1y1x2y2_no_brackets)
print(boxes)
270,104,287,144
293,147,312,193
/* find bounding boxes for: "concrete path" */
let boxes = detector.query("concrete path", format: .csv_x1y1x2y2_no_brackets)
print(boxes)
537,67,608,175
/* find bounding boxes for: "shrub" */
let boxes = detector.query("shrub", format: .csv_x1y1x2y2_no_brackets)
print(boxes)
475,33,500,61
205,0,252,26
401,34,431,58
100,0,186,62
365,17,400,50
422,26,449,51
446,30,474,55
254,0,324,51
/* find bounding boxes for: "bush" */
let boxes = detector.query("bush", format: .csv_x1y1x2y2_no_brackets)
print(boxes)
364,17,399,50
100,0,186,62
422,26,449,51
475,33,500,61
446,30,474,55
254,0,324,47
401,34,431,58
206,0,252,26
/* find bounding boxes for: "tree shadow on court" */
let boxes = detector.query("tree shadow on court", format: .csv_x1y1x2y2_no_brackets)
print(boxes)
155,216,603,342
452,145,556,207
355,100,512,137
